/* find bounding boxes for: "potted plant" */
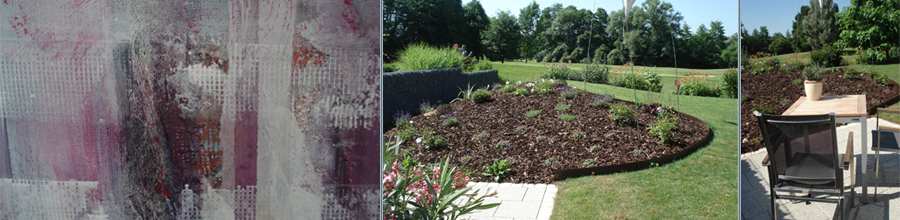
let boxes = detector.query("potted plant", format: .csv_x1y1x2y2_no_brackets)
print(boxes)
802,65,824,101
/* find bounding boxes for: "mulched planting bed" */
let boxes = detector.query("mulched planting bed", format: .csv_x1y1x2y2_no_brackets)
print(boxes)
384,83,708,183
741,67,899,153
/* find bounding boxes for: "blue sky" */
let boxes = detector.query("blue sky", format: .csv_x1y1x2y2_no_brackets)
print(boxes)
477,0,739,35
741,0,851,36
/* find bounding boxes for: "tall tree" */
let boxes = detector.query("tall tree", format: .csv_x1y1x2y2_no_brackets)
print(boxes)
606,0,682,66
462,0,491,58
837,0,900,64
382,0,466,59
791,6,813,52
482,10,522,62
802,0,840,49
519,1,541,62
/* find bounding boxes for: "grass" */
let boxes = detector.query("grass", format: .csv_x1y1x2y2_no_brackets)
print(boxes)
493,61,729,94
489,62,737,219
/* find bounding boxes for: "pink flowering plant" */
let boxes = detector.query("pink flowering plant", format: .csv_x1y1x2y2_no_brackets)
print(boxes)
383,140,499,220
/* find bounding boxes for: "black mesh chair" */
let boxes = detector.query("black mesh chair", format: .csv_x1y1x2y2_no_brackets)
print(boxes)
873,108,900,202
757,113,854,220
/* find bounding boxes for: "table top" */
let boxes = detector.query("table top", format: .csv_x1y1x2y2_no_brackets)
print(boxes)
782,95,867,117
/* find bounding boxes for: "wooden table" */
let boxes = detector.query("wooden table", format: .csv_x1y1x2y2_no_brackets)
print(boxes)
783,95,869,203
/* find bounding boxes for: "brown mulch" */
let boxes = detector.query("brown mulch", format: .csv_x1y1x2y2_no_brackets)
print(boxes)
740,66,899,153
384,85,708,184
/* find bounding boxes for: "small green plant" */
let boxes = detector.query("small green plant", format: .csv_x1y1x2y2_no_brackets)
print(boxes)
531,80,554,95
607,103,634,125
582,158,598,167
751,102,776,115
536,135,548,143
802,65,824,82
500,84,517,93
460,155,473,164
472,89,492,103
605,131,619,139
452,83,478,103
418,100,435,114
840,86,849,92
495,140,510,149
396,127,420,142
779,98,791,106
591,94,615,108
524,109,541,118
543,157,558,167
675,75,721,97
872,99,881,105
472,130,489,140
649,115,680,144
633,148,645,156
559,86,577,99
514,125,528,133
874,74,890,86
393,111,412,127
513,88,529,96
419,129,446,150
720,68,739,98
542,61,573,80
440,114,459,127
790,79,803,85
483,159,511,182
588,145,602,153
570,131,585,140
555,103,571,111
557,114,577,122
843,68,858,79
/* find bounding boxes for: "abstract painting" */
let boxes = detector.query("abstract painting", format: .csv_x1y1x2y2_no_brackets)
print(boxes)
0,0,380,219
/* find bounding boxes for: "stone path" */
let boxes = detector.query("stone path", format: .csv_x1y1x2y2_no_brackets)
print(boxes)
458,182,557,220
742,118,900,219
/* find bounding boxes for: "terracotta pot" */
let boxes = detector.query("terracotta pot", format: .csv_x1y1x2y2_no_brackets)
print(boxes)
804,80,823,101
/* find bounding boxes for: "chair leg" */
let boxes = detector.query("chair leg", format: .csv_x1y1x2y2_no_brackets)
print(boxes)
771,189,777,220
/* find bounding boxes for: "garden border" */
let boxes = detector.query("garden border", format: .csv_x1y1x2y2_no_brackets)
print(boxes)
553,109,713,180
383,68,498,128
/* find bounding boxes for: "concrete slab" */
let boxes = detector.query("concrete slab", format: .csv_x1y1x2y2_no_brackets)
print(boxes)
492,201,541,218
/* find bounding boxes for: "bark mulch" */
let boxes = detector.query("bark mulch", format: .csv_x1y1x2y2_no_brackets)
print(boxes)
740,66,899,154
384,84,708,183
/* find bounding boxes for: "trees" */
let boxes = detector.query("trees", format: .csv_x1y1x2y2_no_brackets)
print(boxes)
518,1,541,62
538,6,608,63
383,0,469,59
606,0,683,66
802,0,840,50
482,10,521,62
462,0,491,57
837,0,900,64
791,6,813,52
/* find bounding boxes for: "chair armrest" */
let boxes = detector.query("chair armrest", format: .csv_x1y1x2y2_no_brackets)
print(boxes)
878,108,900,115
842,132,854,170
879,126,900,133
761,155,770,166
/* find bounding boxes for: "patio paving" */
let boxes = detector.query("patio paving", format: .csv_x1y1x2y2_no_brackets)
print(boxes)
458,182,557,220
742,117,900,219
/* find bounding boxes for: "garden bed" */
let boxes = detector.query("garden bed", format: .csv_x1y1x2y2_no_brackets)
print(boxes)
383,82,709,183
740,66,899,153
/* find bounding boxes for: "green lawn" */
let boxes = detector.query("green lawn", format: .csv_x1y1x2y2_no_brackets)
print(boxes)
490,62,739,219
493,61,729,94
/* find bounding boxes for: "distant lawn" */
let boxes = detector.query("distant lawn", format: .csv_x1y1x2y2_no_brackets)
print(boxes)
489,61,738,219
493,61,731,94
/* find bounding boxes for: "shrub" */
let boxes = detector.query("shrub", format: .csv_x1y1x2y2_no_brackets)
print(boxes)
441,114,459,127
802,65,824,81
394,111,412,127
720,68,739,98
543,157,558,167
419,129,446,150
418,100,435,114
469,55,494,71
500,84,517,93
383,156,499,219
649,115,680,144
675,76,721,97
608,103,634,125
395,43,467,71
542,61,572,80
588,145,602,153
591,94,615,108
582,62,610,84
582,158,598,167
531,80,553,95
749,52,778,75
559,86,577,99
843,68,858,79
453,83,477,103
483,159,511,182
809,45,843,67
874,73,890,86
557,114,577,122
396,127,419,142
513,88,529,96
555,103,571,111
495,140,510,149
472,89,492,103
524,109,541,118
609,64,662,92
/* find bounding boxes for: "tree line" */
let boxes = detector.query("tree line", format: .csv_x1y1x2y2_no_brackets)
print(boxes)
742,0,898,64
384,0,739,69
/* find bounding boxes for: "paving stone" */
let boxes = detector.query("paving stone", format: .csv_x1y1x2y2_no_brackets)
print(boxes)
521,186,546,202
492,201,541,218
494,187,527,201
